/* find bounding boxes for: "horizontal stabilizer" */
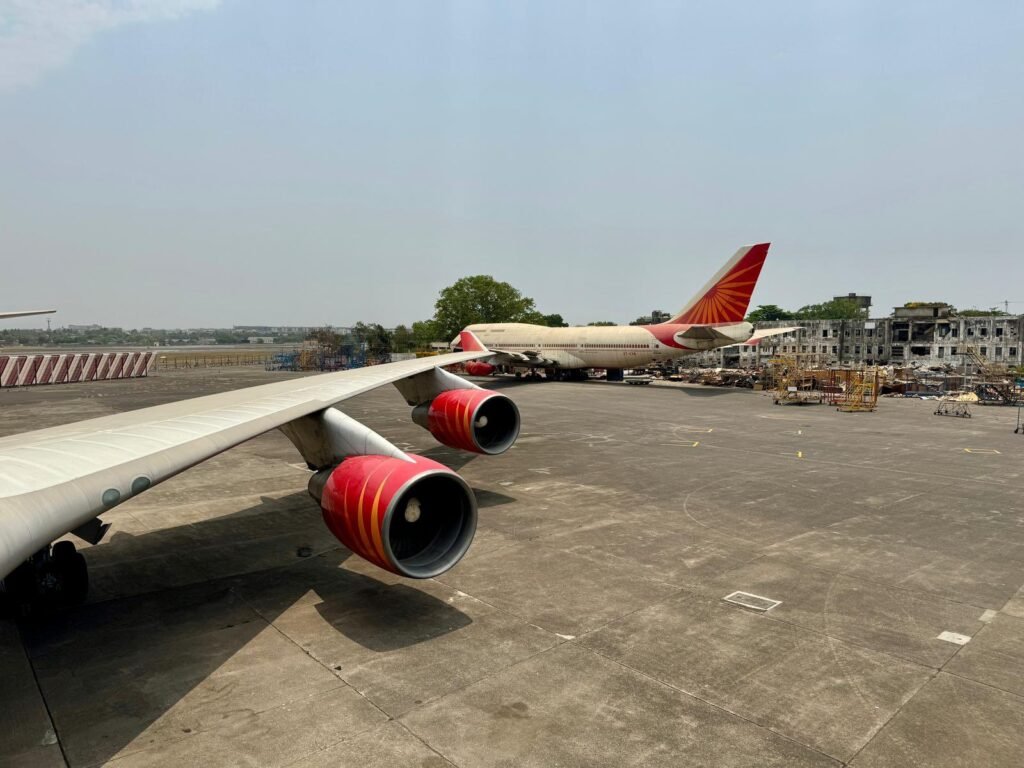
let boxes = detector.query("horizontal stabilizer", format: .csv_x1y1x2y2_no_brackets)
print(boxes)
741,326,802,346
674,325,740,341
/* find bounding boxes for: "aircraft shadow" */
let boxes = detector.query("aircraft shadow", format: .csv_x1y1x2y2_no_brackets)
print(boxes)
473,488,517,508
419,444,477,472
13,489,475,766
669,386,744,397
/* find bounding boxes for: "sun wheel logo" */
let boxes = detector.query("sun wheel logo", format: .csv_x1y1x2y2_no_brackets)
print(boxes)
676,245,768,324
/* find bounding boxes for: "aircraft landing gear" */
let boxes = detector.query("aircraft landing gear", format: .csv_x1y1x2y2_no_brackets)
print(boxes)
1,542,88,616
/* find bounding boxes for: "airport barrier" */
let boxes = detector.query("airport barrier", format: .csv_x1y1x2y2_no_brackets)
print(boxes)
0,351,158,388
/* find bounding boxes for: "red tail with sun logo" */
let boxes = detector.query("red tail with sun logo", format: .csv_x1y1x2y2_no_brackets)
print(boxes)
667,243,770,325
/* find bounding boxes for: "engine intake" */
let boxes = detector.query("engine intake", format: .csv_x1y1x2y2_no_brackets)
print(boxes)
315,454,477,578
413,389,519,455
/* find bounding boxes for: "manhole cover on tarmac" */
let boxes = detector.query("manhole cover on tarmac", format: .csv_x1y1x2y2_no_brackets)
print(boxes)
723,591,781,612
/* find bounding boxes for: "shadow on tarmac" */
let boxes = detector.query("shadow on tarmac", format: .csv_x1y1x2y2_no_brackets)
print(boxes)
13,481,487,766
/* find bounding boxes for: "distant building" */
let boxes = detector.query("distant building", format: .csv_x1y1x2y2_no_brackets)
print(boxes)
233,325,317,334
691,306,1023,369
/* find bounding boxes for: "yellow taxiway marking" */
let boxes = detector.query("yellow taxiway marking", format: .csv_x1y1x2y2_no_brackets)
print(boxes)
964,448,1001,455
796,451,803,459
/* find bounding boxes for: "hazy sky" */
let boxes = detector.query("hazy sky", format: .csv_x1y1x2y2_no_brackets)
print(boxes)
2,1,1022,329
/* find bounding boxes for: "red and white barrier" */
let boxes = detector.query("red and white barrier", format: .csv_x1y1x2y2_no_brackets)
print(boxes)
0,351,157,388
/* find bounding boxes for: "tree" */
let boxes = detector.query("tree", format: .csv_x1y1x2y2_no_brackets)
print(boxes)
539,313,568,327
392,324,413,353
411,319,440,348
958,307,1008,317
308,326,342,349
352,322,392,362
432,275,542,341
630,310,670,326
793,299,865,320
746,304,794,322
587,321,617,326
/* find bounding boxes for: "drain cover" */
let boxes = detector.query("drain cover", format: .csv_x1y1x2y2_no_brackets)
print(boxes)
723,591,781,612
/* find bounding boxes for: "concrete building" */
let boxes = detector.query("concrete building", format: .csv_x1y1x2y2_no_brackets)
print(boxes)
693,307,1024,368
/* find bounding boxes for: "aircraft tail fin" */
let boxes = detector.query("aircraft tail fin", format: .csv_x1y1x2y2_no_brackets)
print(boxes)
666,243,770,325
458,330,489,353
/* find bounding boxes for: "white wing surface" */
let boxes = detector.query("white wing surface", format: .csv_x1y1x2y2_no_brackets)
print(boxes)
0,351,483,579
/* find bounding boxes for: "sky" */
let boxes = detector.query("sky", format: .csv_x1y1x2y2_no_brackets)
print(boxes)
1,1,1023,329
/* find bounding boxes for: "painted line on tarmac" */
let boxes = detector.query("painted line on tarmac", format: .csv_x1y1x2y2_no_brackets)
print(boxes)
964,448,1001,454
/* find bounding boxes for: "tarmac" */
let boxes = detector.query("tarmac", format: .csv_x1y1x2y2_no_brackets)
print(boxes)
2,367,1023,767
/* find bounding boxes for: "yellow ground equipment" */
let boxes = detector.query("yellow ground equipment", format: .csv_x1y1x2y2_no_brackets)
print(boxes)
766,356,824,405
830,368,880,413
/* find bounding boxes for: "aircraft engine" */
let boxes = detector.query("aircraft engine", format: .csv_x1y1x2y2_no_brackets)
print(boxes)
464,361,496,376
315,454,477,578
412,389,519,455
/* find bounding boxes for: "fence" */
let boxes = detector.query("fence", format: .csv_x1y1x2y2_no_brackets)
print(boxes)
0,352,158,388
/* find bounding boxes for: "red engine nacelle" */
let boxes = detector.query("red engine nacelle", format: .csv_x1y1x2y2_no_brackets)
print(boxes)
319,454,477,578
414,388,520,455
465,360,496,376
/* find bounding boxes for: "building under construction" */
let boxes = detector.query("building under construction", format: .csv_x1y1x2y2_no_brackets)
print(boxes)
700,305,1023,369
691,304,1023,405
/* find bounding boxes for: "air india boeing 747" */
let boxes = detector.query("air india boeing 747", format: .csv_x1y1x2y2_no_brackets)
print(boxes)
454,243,798,377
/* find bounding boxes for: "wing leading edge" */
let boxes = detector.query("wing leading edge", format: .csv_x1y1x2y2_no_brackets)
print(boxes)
0,350,486,580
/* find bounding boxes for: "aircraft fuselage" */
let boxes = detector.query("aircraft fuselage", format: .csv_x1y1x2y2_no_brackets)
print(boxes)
461,321,754,370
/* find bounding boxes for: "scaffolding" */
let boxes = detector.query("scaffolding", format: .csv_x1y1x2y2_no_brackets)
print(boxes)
934,392,974,418
958,344,1024,406
265,328,383,372
829,368,880,412
766,356,825,405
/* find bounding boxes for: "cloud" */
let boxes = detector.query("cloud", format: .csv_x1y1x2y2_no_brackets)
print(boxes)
0,0,221,91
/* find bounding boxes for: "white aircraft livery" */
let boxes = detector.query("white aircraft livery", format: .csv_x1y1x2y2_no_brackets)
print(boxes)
455,243,798,377
0,333,519,613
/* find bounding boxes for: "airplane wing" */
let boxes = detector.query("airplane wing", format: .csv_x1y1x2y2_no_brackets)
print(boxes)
453,334,549,365
490,348,547,364
0,309,56,320
0,345,496,582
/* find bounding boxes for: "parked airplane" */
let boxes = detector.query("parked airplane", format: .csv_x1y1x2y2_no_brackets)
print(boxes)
0,332,519,613
0,309,56,320
454,243,799,378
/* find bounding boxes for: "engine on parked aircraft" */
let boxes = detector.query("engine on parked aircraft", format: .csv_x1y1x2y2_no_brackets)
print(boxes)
313,454,477,578
412,389,519,455
464,360,496,376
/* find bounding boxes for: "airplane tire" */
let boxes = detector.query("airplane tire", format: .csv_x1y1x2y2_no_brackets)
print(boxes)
0,543,90,616
52,541,76,560
52,543,88,607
